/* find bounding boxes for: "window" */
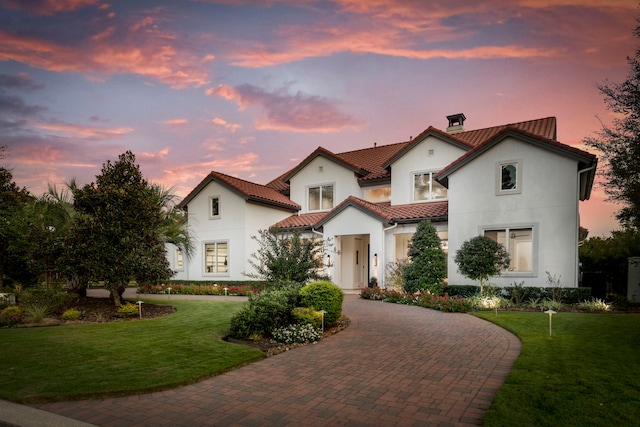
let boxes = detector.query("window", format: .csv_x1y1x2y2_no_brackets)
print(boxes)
496,160,522,195
364,187,391,203
308,184,334,211
413,172,447,202
484,227,533,272
176,249,184,270
209,196,220,218
204,242,228,274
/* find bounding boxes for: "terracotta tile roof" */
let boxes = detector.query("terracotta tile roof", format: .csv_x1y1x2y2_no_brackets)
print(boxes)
281,147,369,183
454,117,557,146
265,117,560,190
180,170,300,211
315,196,448,228
272,212,329,231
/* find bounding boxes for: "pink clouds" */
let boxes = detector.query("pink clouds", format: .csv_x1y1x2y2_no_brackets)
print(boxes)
0,0,99,15
207,84,362,132
36,122,134,139
211,117,241,132
0,7,213,89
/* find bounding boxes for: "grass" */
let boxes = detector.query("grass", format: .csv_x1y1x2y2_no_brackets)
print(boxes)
0,299,264,403
474,311,640,426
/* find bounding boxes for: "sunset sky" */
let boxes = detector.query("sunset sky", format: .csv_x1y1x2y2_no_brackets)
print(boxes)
1,0,637,237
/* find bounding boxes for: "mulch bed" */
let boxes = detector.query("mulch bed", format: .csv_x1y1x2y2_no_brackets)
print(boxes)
225,315,351,357
29,297,176,326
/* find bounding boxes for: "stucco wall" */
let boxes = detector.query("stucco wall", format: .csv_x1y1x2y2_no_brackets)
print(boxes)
446,137,581,287
169,181,293,281
289,157,362,213
390,135,467,205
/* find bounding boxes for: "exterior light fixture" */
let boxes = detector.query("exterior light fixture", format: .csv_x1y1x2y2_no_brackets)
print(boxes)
136,301,144,319
373,253,378,267
545,309,557,338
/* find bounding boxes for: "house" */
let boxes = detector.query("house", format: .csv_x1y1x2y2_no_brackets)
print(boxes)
168,114,597,290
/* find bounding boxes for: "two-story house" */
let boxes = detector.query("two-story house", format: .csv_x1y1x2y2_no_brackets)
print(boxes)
168,114,597,290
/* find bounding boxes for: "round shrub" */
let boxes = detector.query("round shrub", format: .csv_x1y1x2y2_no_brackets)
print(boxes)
117,303,139,318
292,306,323,328
299,281,344,326
229,283,303,339
62,308,82,321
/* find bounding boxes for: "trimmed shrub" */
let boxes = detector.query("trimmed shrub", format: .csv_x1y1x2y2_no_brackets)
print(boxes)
299,281,344,326
292,307,323,329
445,285,481,298
229,283,303,339
117,303,139,318
62,308,82,321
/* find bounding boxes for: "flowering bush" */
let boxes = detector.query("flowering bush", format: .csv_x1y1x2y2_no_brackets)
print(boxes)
360,287,471,313
271,323,322,345
137,283,259,296
0,306,26,328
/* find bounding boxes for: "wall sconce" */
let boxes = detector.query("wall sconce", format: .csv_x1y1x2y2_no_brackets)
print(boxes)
373,253,378,267
326,254,332,267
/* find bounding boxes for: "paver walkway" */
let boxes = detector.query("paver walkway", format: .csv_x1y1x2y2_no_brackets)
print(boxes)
34,295,520,426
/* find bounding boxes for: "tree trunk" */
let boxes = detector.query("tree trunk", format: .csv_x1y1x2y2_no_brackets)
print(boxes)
66,274,87,297
110,285,127,307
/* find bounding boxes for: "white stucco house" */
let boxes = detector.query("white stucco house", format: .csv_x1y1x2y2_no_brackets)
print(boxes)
167,114,597,290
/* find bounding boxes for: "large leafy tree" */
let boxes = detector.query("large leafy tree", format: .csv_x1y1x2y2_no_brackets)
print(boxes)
584,20,640,230
454,235,510,294
68,151,172,306
402,219,447,294
0,146,36,288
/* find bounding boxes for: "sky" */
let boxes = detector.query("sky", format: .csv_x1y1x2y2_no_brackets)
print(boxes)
0,0,637,238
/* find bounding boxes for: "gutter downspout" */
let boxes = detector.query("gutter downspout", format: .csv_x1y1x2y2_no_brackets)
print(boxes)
576,164,596,285
380,222,398,289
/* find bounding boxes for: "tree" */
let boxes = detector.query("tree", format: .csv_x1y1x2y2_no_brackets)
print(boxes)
0,153,35,288
246,228,326,284
454,235,510,294
67,151,173,306
402,219,447,294
584,20,640,230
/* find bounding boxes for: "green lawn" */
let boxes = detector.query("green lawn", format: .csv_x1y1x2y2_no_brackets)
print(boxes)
474,311,640,426
0,299,264,403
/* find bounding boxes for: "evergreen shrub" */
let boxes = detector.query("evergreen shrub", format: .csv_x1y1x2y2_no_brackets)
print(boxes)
299,281,344,326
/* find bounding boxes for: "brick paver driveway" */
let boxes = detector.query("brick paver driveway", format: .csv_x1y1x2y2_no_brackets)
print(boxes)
36,295,520,426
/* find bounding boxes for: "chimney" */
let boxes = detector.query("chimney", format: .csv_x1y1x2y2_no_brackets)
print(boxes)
446,113,466,134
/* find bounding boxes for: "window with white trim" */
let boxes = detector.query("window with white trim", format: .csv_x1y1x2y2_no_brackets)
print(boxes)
204,242,228,274
308,184,334,211
209,196,220,219
496,160,522,195
484,227,533,272
413,172,447,202
175,249,184,270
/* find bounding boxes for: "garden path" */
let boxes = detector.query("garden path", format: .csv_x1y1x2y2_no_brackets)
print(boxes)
31,293,520,426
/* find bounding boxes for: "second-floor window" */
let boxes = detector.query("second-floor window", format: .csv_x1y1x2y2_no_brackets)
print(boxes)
413,172,447,202
209,196,220,219
308,184,334,211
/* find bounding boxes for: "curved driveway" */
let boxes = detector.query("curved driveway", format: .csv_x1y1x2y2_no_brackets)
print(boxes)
36,295,520,426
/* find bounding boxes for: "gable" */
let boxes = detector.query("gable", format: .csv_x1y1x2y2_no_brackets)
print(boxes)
436,128,597,200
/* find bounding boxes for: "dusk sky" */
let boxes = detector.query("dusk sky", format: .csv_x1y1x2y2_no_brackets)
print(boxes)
1,0,637,237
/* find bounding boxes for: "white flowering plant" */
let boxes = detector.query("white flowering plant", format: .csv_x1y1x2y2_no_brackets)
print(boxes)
271,323,322,345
